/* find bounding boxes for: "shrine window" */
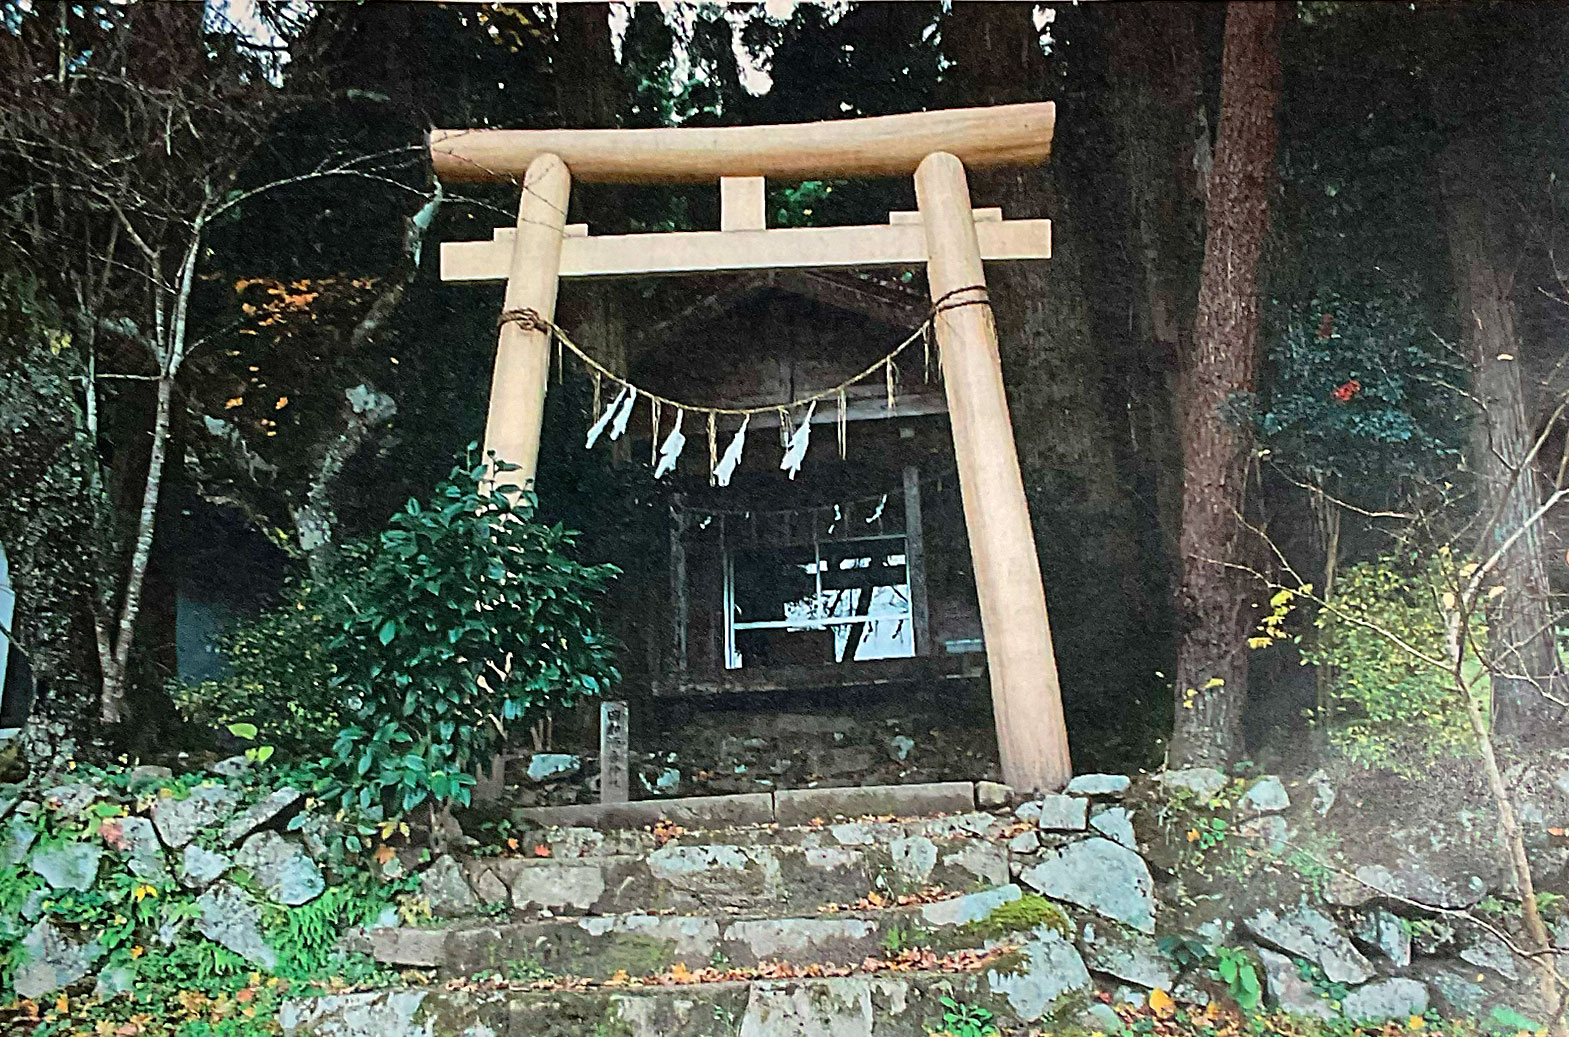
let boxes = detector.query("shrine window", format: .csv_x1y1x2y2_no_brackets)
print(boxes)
724,534,914,670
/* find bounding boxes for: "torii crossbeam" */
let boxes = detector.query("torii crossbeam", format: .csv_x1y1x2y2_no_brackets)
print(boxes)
429,102,1071,792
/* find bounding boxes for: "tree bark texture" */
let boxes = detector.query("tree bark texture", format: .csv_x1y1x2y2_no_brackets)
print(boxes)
1169,1,1284,767
1440,141,1565,742
940,6,1148,753
1104,2,1208,576
99,371,174,723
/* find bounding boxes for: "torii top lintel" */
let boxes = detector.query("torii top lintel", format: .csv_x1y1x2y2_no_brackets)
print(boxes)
428,102,1054,184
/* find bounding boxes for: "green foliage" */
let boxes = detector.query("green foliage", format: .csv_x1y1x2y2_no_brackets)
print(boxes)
1259,285,1463,493
1155,936,1261,1009
320,450,619,817
962,894,1072,942
1190,816,1230,852
1,767,411,1037
1486,1007,1544,1035
1304,554,1488,773
1156,934,1211,971
879,922,931,956
933,996,1000,1037
172,559,366,758
1294,957,1352,1004
1212,945,1262,1011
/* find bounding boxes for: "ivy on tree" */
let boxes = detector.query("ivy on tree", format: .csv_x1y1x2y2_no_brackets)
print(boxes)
321,449,619,815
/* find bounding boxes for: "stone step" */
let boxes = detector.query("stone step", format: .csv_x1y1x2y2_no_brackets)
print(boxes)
282,965,1094,1037
520,808,1019,859
508,780,1003,832
448,835,1012,920
368,885,1030,977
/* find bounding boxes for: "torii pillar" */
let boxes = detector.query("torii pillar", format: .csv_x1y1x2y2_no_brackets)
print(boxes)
431,103,1072,791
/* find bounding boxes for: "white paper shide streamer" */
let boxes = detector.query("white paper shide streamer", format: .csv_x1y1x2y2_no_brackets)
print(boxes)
713,414,748,487
779,401,816,480
608,385,638,440
585,385,627,449
653,409,687,479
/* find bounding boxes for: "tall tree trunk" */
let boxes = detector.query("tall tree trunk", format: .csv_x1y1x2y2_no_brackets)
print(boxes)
99,370,174,723
1440,139,1564,742
1168,1,1284,767
1104,2,1208,575
940,5,1149,758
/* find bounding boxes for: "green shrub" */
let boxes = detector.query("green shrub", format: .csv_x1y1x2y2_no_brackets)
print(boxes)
319,450,619,816
172,555,365,758
1303,553,1487,773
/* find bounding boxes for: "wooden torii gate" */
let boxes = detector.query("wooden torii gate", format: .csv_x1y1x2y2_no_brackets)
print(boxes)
429,102,1072,792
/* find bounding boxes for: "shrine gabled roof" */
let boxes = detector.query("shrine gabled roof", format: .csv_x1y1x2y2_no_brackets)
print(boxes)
629,269,925,354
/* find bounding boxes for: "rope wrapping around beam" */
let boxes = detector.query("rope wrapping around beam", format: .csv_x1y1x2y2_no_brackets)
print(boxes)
495,283,989,420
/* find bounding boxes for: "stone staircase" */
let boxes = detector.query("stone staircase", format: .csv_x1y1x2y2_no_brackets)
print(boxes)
282,780,1148,1036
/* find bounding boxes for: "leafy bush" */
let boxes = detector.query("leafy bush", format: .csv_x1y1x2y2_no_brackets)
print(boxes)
1304,553,1487,772
320,451,619,816
1259,285,1464,491
933,996,1000,1037
173,556,365,758
1212,945,1262,1010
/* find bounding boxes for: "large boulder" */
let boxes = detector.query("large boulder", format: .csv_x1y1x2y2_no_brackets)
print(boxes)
1065,774,1131,798
986,927,1093,1022
152,785,239,848
1240,777,1290,815
42,783,102,816
1078,921,1173,990
2,810,38,864
1243,906,1373,985
1351,907,1411,967
219,787,302,846
180,844,231,888
1089,807,1138,851
196,881,277,969
12,920,103,998
421,855,479,918
1021,837,1156,933
1256,948,1335,1020
1343,978,1428,1022
234,831,324,906
101,816,170,883
30,841,103,891
1159,768,1229,804
920,885,1023,928
1033,794,1088,832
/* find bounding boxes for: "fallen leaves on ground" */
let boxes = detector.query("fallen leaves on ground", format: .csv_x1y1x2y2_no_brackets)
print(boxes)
1093,989,1480,1037
819,885,955,912
443,943,1016,996
648,819,687,847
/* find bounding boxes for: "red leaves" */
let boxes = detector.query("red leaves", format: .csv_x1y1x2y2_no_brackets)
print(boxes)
1331,378,1361,403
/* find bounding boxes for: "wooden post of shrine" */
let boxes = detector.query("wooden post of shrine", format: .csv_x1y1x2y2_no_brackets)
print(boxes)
915,151,1071,792
485,153,572,492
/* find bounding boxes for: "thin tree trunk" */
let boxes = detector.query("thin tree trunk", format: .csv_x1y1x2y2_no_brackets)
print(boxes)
1440,140,1564,743
100,370,174,723
1168,1,1284,767
1443,600,1565,1030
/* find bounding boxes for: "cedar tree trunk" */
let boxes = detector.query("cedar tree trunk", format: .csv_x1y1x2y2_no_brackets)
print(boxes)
1440,139,1564,742
1168,1,1284,767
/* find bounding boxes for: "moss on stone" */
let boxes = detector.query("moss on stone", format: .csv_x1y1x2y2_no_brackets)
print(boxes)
963,893,1072,942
